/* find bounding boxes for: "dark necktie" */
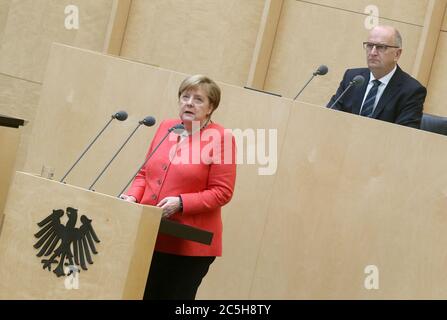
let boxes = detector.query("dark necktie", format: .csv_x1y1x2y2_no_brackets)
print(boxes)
360,79,381,117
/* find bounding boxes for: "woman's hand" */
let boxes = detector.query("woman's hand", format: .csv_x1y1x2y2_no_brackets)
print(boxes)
119,194,137,202
157,196,181,218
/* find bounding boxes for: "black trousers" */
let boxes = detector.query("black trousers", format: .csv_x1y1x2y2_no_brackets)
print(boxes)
143,251,216,300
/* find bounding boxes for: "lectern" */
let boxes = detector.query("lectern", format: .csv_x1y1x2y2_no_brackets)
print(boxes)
0,171,212,299
0,172,161,299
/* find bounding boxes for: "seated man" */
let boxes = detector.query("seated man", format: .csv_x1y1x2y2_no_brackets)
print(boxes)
327,25,426,128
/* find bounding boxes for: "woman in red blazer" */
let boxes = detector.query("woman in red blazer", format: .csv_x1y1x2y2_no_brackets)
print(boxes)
121,75,236,300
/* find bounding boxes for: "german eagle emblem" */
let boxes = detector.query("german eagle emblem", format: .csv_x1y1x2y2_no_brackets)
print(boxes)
33,207,100,277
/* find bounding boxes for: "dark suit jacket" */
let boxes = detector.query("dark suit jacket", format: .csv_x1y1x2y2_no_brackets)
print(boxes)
327,66,427,128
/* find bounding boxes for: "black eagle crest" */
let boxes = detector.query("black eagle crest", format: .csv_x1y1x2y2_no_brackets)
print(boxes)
33,207,100,277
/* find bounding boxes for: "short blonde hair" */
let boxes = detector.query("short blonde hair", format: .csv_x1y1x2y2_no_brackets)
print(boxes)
178,75,221,113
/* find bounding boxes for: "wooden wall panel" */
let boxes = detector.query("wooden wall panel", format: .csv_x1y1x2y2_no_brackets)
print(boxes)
304,0,428,26
197,86,291,299
263,0,422,106
411,0,447,87
0,75,39,120
0,0,114,82
24,44,178,194
120,0,265,86
424,31,447,116
0,74,41,171
0,0,11,43
103,0,131,55
250,102,447,299
247,0,284,89
443,10,447,30
0,126,20,220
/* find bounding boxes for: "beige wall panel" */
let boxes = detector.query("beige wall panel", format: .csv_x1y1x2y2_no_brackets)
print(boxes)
0,0,114,82
0,0,11,43
303,0,428,25
443,10,447,30
411,0,447,87
424,31,447,116
198,87,292,299
24,44,182,195
264,0,422,106
0,126,20,221
247,0,284,89
0,74,41,171
0,75,39,119
249,103,447,299
103,0,132,55
120,0,264,86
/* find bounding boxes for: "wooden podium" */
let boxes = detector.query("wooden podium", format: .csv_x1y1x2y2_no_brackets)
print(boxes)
0,171,162,299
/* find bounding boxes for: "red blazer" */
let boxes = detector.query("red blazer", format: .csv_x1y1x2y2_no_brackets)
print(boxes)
126,119,236,256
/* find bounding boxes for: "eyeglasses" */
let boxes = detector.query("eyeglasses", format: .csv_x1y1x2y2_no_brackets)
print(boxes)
363,42,400,53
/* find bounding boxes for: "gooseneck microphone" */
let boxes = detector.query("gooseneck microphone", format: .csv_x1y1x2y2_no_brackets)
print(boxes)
314,65,329,76
328,75,365,109
293,65,329,101
117,123,185,197
59,111,128,183
88,116,156,191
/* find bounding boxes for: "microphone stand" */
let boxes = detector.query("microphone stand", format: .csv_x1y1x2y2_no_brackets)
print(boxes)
88,120,149,191
60,116,116,183
328,82,356,109
293,73,317,101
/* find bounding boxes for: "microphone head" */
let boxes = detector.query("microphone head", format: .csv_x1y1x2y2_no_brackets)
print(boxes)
351,75,365,86
173,124,185,130
113,111,128,121
169,123,186,134
314,65,328,76
140,116,156,127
